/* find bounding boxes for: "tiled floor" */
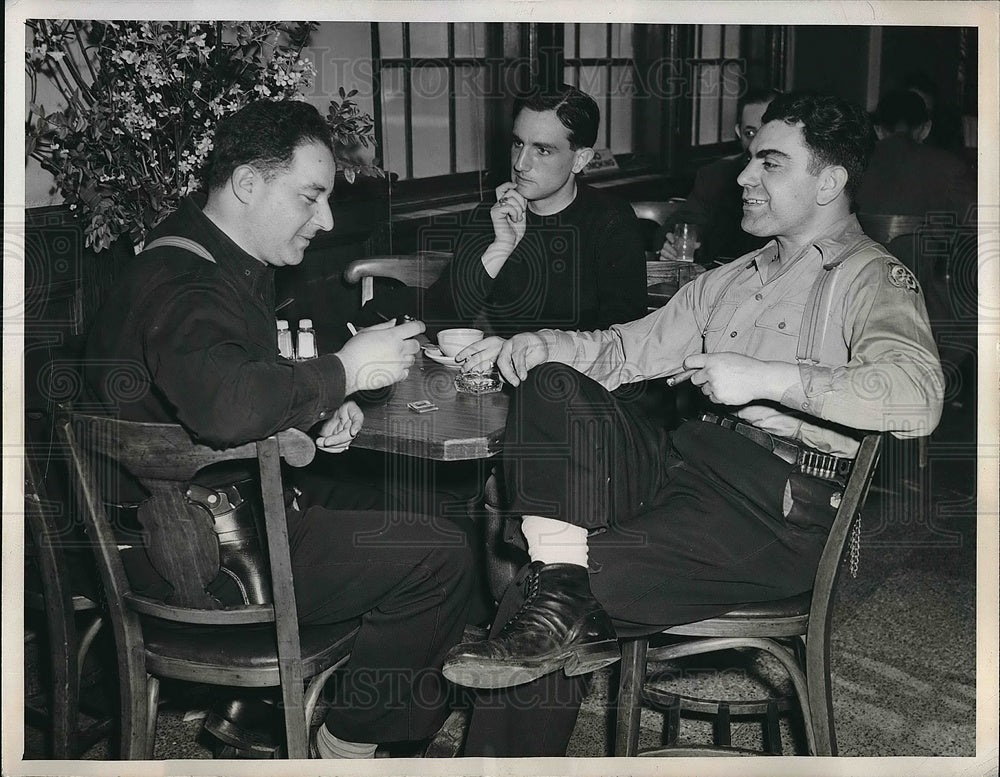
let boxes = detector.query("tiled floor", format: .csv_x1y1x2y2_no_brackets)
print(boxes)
21,397,980,763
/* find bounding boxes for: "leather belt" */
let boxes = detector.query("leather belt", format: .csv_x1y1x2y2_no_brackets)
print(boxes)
700,412,853,482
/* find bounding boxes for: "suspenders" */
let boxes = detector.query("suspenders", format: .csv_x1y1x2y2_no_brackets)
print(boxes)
795,236,888,366
142,235,216,263
699,236,887,365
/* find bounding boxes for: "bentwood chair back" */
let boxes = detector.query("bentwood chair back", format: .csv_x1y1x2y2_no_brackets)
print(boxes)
343,251,453,306
630,200,684,227
24,449,113,758
615,433,882,757
57,411,359,759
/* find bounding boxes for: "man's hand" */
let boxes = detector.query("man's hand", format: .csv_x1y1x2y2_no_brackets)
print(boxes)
658,231,701,261
490,182,528,250
336,318,425,395
315,401,364,453
680,353,799,406
456,336,506,373
495,333,550,386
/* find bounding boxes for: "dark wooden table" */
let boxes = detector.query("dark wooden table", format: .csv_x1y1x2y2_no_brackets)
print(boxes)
351,351,509,461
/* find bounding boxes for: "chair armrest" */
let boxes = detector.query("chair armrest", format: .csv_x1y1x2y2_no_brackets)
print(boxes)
343,252,452,287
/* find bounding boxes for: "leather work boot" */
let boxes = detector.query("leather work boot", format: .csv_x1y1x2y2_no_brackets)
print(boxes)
442,561,619,688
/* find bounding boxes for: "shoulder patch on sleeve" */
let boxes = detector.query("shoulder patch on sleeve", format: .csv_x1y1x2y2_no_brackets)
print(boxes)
886,261,919,292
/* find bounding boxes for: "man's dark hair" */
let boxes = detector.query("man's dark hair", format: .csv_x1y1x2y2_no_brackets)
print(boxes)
204,100,335,191
512,85,600,149
762,92,876,208
737,87,782,121
874,89,930,133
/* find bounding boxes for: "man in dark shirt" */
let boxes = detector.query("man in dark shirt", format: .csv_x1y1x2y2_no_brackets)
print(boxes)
84,100,472,759
856,89,977,385
656,87,780,265
420,84,647,350
857,89,975,219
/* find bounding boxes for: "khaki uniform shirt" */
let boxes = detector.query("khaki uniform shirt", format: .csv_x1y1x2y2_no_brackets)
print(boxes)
538,214,944,458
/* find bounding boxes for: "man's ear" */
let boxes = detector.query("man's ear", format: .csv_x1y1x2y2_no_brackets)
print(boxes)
571,147,595,174
914,119,932,144
816,165,849,206
230,164,257,205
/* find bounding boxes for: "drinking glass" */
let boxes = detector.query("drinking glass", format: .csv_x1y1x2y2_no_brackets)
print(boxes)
674,223,700,262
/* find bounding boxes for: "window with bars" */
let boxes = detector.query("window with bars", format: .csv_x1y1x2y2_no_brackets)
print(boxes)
562,23,637,155
690,25,746,148
372,22,525,184
341,22,780,196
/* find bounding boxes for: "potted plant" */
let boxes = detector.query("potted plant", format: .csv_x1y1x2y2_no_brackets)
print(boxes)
25,20,383,253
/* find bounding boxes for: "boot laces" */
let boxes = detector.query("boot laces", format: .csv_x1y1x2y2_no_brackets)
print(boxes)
499,566,541,634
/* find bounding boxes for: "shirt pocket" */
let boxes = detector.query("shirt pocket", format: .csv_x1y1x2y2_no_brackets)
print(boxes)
753,302,804,336
702,302,739,335
751,301,804,357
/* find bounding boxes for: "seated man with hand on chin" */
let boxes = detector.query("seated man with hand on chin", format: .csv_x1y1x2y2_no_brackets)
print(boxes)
416,83,647,349
444,92,944,758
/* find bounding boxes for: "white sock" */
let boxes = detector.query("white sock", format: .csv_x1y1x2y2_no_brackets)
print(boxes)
314,723,377,759
520,515,589,567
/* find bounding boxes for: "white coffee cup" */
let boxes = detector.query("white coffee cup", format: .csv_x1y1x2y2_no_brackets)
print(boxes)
437,328,484,357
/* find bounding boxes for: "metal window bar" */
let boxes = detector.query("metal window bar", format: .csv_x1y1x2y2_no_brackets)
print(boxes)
447,25,457,174
563,23,637,153
402,24,413,181
690,57,745,146
374,23,510,182
690,24,745,148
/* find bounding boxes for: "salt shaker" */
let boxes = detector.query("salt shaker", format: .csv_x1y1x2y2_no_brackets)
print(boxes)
276,319,295,359
296,318,317,360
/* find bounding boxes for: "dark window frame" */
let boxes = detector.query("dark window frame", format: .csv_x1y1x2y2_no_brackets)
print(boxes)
372,23,787,213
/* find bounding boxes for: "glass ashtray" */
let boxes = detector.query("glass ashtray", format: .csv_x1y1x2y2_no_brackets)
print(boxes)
454,368,504,394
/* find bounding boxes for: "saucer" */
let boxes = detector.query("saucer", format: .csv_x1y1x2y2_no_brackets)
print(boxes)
422,345,461,369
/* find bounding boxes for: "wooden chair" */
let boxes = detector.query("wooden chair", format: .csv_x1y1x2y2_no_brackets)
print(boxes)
56,411,360,759
343,251,453,306
631,200,684,227
24,451,113,758
615,434,882,757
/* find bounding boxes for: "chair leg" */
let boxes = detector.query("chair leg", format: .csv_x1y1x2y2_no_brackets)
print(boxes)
279,666,309,759
48,626,78,759
76,615,104,677
713,702,731,747
119,663,150,760
304,655,352,740
804,634,837,756
764,700,782,754
614,637,648,756
145,675,160,759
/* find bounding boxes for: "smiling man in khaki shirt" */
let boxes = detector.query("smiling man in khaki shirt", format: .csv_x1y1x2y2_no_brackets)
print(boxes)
444,92,944,757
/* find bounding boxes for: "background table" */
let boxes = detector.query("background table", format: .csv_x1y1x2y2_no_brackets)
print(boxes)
351,352,509,461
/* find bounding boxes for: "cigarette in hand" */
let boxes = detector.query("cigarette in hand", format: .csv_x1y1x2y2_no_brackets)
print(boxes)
665,368,697,387
347,322,358,336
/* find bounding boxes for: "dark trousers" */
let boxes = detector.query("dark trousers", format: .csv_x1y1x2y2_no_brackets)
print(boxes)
464,364,841,757
245,453,474,745
287,503,473,744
